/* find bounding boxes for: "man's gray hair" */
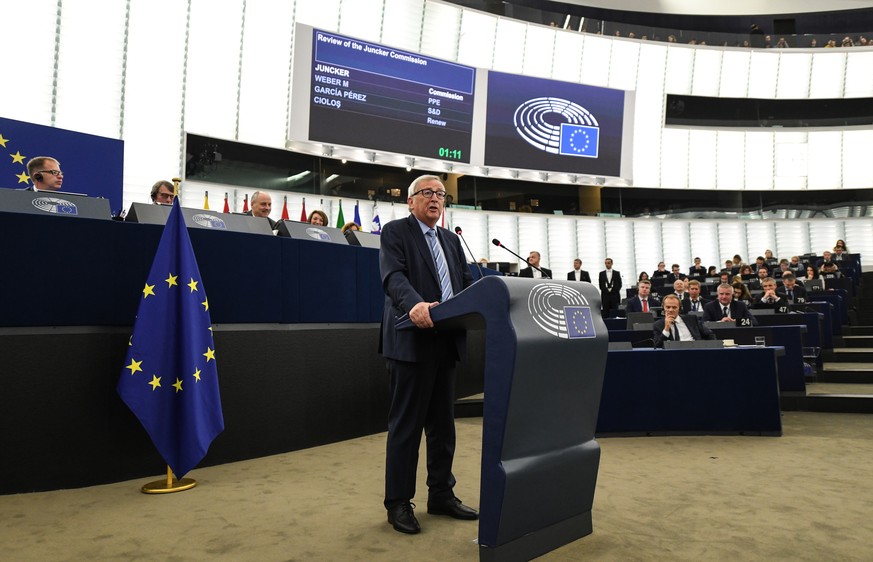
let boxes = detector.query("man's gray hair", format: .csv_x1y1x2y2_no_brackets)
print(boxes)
407,174,443,198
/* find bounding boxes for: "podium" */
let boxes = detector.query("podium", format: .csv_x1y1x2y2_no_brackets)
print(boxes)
401,276,608,561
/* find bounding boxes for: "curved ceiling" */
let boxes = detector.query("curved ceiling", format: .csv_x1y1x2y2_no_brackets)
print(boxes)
558,0,873,17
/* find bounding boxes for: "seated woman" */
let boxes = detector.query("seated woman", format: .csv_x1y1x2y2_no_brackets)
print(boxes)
731,281,753,308
800,265,818,285
835,239,849,253
341,222,360,234
651,262,669,279
638,271,650,282
308,210,328,226
707,266,718,277
732,264,753,284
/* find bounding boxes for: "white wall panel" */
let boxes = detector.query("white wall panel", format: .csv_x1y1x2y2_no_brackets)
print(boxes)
717,222,748,265
745,132,774,190
844,51,873,97
487,213,519,267
775,53,812,98
745,222,777,260
688,130,717,190
547,217,579,276
421,2,461,60
604,220,635,281
844,220,873,261
0,2,56,125
579,35,612,87
809,52,845,98
660,128,690,189
457,9,497,69
338,0,383,41
184,0,244,139
295,0,341,30
239,0,295,148
608,40,639,91
661,221,691,275
747,51,779,98
576,219,606,277
843,130,873,189
808,221,843,255
518,215,550,271
124,0,189,204
664,46,694,94
381,0,423,50
55,0,127,138
522,26,556,78
448,209,488,263
774,221,811,258
806,131,842,190
633,44,668,188
719,50,751,97
689,222,720,271
691,49,722,97
632,221,661,280
551,30,585,84
492,18,527,74
716,131,745,190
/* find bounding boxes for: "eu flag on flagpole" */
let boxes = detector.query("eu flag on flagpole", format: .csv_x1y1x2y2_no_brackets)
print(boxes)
118,199,224,478
353,202,361,227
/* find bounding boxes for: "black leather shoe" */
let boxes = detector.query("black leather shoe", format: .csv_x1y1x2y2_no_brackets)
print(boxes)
387,501,421,534
427,497,479,520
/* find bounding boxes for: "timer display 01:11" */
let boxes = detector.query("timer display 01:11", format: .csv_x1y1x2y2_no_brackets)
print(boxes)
438,147,463,160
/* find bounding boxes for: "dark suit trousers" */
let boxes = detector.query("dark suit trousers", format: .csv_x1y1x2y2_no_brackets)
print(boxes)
384,353,457,507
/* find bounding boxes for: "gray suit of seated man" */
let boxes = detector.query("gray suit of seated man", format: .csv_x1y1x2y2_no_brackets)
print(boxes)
653,294,716,348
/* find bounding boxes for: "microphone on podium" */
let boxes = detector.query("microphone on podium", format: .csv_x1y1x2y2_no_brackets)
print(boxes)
491,239,550,279
455,226,485,279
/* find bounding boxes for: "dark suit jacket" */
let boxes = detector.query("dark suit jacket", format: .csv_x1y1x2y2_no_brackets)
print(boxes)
682,297,709,314
379,214,473,363
567,269,591,282
519,266,552,279
653,314,716,348
625,295,660,313
777,285,807,303
598,270,622,294
689,266,706,276
702,299,757,325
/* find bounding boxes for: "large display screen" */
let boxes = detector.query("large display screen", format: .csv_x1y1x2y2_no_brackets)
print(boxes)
484,72,626,176
307,30,476,163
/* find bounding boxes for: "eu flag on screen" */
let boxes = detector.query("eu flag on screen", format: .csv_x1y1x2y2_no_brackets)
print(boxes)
118,199,224,478
559,124,600,158
564,306,596,339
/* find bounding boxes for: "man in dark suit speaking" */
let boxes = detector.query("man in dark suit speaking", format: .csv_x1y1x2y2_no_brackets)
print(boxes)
653,294,716,348
378,175,477,535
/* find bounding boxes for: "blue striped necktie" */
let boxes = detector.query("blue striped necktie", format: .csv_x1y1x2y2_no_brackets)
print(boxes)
427,229,453,301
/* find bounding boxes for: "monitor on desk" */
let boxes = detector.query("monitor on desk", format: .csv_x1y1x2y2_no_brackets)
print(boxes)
805,279,825,292
627,312,655,327
126,202,274,235
0,187,111,220
276,220,348,245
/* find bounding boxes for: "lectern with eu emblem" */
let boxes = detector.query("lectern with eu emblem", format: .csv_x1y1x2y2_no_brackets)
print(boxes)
398,276,608,561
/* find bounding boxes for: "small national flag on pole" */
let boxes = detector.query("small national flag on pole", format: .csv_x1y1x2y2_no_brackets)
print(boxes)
223,193,230,213
300,198,307,222
242,194,249,213
353,202,361,227
203,191,210,210
336,200,345,228
118,199,224,478
371,203,381,235
281,196,289,220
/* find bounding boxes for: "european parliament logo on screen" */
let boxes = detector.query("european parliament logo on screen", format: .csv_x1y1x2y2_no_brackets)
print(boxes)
514,97,600,158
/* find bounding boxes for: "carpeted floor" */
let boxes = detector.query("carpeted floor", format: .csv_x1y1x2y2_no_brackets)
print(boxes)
2,411,872,561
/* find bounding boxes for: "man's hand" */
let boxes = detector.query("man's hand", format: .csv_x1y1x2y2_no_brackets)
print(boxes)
720,315,734,322
409,301,439,329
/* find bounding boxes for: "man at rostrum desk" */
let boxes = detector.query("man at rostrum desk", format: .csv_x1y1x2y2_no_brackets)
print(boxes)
378,175,477,535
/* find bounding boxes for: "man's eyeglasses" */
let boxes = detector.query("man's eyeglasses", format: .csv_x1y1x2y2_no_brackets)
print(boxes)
412,188,447,200
37,169,63,176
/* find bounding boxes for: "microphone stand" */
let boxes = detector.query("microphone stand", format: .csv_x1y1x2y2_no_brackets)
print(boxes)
491,239,551,279
455,227,485,280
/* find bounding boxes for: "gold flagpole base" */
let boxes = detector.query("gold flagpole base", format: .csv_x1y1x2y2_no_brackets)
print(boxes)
141,477,197,494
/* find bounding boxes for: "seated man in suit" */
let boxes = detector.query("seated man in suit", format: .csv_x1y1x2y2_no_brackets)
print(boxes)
651,262,669,280
702,283,757,325
668,264,687,282
566,258,591,282
777,272,807,304
671,279,689,303
689,257,706,277
653,294,716,348
150,180,176,205
682,279,708,313
625,279,660,313
519,251,552,279
753,277,788,310
246,190,277,229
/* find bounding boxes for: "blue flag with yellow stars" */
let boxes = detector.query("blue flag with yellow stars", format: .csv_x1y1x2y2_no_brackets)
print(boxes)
118,198,224,478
